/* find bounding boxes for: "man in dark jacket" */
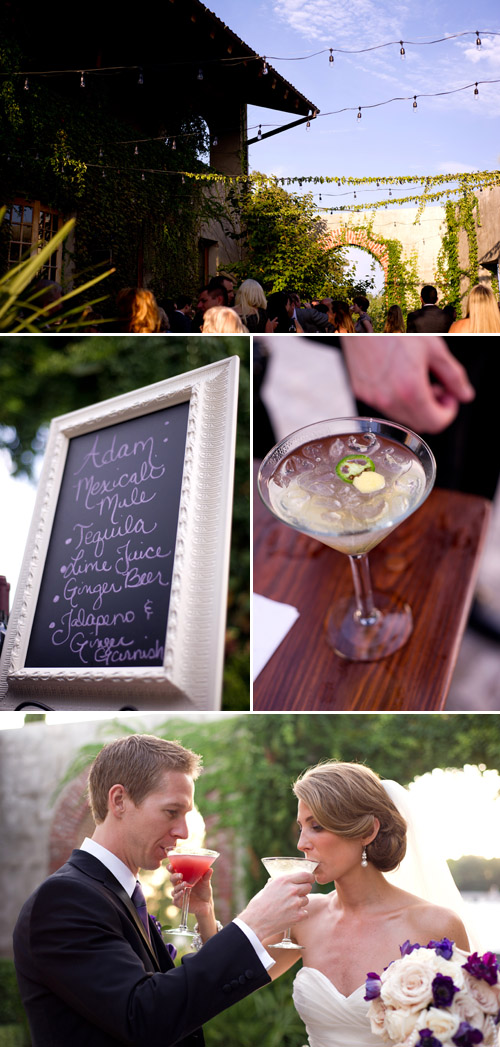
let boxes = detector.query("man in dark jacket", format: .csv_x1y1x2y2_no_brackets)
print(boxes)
13,734,314,1047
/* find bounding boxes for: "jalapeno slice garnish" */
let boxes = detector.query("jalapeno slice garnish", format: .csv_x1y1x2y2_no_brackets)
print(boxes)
336,454,375,483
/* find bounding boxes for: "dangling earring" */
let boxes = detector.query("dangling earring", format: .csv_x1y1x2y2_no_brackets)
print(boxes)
361,847,368,867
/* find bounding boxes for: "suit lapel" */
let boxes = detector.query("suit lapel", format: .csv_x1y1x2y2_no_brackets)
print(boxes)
68,850,162,971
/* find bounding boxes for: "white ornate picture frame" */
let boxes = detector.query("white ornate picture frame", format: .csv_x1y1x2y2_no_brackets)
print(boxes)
0,357,240,711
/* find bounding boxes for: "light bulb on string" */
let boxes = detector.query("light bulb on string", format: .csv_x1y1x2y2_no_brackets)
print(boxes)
306,120,311,131
399,42,405,59
212,135,218,147
80,71,85,88
197,68,203,81
474,83,479,98
357,107,362,121
412,95,418,111
138,69,144,85
99,147,104,159
329,49,334,65
172,138,177,150
262,57,268,75
134,145,139,155
476,31,481,47
141,173,145,181
257,125,262,140
24,77,29,90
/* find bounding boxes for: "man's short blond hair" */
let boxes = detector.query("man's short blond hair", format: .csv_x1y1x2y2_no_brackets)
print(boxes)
88,734,201,824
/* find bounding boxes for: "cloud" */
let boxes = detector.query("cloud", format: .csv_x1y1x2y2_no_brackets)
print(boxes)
272,0,410,43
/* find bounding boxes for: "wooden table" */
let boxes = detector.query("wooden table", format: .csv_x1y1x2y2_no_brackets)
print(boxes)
253,462,491,711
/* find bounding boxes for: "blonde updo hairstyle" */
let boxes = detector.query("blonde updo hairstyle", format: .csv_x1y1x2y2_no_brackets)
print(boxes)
293,761,407,872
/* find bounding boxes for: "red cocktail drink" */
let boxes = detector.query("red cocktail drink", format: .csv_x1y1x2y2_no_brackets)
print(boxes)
168,851,217,886
166,847,219,938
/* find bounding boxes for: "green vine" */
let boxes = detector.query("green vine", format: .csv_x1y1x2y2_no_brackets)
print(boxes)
434,192,480,315
0,37,227,308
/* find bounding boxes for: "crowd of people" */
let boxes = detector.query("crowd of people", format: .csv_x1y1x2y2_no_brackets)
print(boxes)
30,274,500,334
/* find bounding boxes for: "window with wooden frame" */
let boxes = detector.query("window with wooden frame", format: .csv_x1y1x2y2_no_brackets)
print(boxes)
4,200,63,281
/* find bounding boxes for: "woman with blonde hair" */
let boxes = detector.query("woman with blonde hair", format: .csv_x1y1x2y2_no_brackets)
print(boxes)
260,760,475,1047
116,287,162,333
383,304,405,333
201,306,248,333
448,283,500,333
235,278,271,332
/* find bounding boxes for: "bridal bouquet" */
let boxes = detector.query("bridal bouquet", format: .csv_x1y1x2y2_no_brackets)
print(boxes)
365,939,500,1047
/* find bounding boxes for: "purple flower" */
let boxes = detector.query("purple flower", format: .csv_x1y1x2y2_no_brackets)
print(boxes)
428,938,455,960
462,953,499,986
432,973,461,1008
417,1029,443,1047
150,914,163,936
400,940,421,956
364,973,382,1000
452,1022,484,1047
149,915,177,960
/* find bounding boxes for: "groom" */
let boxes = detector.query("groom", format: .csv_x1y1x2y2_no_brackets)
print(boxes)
13,734,314,1047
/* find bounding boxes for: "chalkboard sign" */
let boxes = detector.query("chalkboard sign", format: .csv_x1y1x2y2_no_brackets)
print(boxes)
0,357,240,710
25,400,189,670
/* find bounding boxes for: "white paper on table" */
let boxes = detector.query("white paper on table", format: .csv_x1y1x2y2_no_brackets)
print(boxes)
252,592,300,681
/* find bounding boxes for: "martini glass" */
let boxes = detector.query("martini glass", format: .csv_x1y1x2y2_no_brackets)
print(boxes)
258,417,436,662
165,847,219,938
261,856,318,949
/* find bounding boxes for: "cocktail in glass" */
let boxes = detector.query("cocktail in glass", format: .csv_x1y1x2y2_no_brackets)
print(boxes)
166,847,219,938
258,417,436,661
261,856,318,949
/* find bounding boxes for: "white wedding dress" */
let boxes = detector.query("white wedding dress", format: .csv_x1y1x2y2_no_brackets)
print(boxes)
293,967,381,1047
291,780,483,1047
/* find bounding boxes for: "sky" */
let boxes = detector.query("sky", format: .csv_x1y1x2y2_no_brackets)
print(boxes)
212,0,500,198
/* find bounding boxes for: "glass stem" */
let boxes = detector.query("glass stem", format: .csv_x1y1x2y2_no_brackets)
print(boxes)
178,886,192,932
349,554,378,625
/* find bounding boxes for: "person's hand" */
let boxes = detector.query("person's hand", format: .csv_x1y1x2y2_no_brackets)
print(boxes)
237,870,315,942
341,336,475,434
265,317,279,333
168,866,214,921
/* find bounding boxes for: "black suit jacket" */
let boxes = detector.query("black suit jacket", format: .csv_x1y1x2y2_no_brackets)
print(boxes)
13,850,270,1047
406,304,451,333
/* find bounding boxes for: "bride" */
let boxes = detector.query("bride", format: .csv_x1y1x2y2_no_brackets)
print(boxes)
264,761,471,1047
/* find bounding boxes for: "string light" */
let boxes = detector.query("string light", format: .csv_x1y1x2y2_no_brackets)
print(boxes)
138,69,144,85
99,147,104,159
357,107,362,120
23,77,29,90
262,57,268,75
134,145,139,155
413,95,418,110
80,71,85,88
329,49,334,65
399,42,405,59
172,139,177,150
306,120,311,130
257,124,262,140
212,135,218,146
476,31,481,47
197,68,203,80
474,82,479,98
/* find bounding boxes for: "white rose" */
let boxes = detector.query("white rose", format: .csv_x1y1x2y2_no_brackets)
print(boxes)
368,995,389,1038
385,1008,421,1044
464,975,500,1015
381,957,436,1011
420,1007,460,1042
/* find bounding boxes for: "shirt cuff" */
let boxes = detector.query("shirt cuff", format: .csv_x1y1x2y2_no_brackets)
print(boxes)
232,918,275,971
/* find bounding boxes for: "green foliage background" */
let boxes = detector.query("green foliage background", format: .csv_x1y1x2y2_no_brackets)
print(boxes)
0,335,250,707
226,178,372,301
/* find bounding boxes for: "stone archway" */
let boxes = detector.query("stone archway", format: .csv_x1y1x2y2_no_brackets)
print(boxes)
324,227,390,286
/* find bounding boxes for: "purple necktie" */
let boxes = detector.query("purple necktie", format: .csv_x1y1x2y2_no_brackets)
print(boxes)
132,882,151,940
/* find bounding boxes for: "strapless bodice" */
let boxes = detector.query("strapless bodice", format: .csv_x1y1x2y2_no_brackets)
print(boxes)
293,967,383,1047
